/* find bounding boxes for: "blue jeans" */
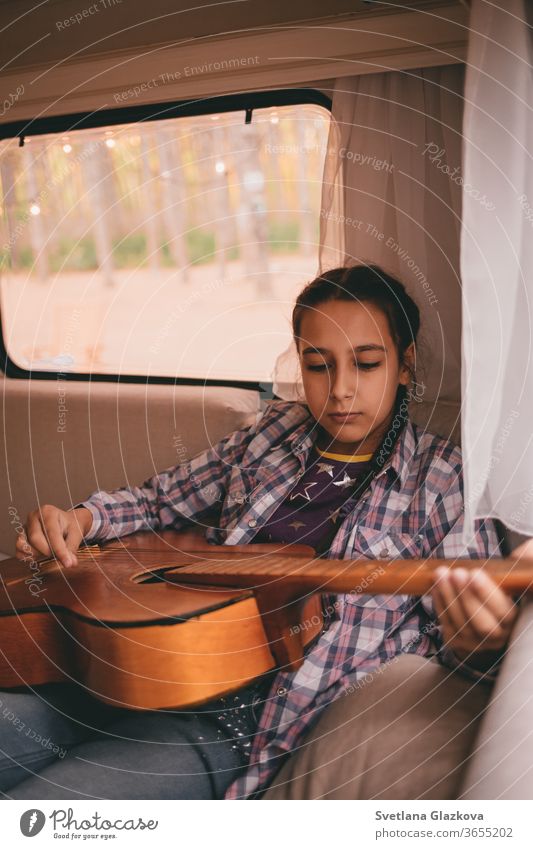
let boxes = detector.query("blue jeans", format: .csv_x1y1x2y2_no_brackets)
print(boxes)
0,677,271,799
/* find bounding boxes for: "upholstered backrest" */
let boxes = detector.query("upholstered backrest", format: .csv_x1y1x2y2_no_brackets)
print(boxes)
0,377,261,555
408,399,462,447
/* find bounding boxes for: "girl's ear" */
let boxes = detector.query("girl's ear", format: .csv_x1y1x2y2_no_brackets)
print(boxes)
399,342,416,385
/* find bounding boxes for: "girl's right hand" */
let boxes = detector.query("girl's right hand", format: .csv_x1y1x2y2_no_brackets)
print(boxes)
15,505,93,568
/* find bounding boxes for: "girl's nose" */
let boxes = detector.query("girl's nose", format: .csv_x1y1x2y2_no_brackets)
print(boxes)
329,368,356,400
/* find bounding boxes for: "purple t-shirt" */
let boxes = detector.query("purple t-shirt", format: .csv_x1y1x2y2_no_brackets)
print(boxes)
253,445,373,550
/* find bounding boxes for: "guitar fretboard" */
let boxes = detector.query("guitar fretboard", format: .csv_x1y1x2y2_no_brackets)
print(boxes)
153,553,533,597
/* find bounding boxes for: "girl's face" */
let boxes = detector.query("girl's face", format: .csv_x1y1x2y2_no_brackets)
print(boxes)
297,299,414,455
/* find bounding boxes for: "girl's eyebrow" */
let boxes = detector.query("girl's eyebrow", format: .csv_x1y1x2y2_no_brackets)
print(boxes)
302,344,387,354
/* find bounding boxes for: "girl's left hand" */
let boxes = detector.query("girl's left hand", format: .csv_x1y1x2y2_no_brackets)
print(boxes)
431,567,519,670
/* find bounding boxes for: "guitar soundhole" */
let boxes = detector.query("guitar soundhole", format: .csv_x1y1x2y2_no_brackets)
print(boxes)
132,566,194,584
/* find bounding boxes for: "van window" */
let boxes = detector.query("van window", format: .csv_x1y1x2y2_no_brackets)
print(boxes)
0,100,329,383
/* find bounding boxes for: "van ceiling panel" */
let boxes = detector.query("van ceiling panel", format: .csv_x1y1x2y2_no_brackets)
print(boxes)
0,2,467,124
1,2,458,71
10,2,360,69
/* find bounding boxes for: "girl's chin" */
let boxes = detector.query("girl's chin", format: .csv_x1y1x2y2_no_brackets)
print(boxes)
325,419,366,435
319,420,370,447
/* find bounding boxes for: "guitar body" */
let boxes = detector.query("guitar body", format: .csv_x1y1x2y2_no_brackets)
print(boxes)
0,531,322,710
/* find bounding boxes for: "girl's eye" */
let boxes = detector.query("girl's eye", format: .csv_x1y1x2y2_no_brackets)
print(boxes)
357,361,380,371
305,361,381,372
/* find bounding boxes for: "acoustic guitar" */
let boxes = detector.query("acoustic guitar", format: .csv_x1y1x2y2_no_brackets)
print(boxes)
0,530,531,711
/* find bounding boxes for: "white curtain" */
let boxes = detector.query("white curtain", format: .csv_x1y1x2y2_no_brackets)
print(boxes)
460,0,533,540
273,65,466,447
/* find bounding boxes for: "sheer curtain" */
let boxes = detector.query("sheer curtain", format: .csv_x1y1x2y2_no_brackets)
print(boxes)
460,0,533,540
273,65,466,446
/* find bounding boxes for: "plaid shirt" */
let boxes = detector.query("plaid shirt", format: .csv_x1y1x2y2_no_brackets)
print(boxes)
80,400,502,800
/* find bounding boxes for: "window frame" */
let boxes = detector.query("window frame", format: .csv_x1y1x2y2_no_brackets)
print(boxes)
0,87,331,390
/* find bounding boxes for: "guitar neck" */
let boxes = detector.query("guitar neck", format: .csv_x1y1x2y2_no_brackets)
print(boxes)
157,553,533,597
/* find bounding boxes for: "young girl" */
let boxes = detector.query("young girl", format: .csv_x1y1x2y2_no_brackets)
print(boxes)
6,265,518,801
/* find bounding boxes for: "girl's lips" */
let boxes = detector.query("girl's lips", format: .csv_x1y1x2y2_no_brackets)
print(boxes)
328,412,361,420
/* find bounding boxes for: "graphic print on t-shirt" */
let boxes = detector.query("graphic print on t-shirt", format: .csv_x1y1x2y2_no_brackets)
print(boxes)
253,446,373,549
